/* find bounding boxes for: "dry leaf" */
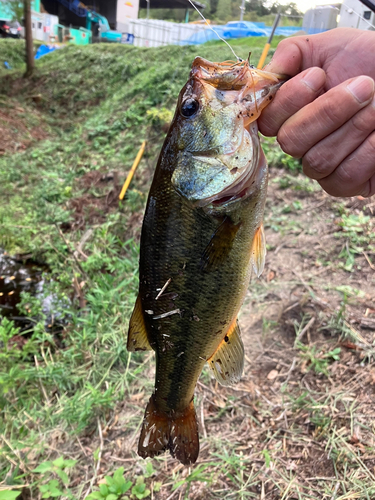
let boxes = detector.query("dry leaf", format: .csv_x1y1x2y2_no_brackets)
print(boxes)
130,391,145,401
267,369,279,380
267,270,275,282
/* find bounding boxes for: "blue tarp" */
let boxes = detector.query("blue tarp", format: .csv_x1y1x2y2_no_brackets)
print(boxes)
270,26,302,36
35,44,60,60
182,24,311,46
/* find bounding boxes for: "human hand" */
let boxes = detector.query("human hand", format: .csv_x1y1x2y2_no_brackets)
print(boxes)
258,28,375,197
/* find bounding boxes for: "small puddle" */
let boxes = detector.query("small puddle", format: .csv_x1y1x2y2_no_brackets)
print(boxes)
0,251,47,329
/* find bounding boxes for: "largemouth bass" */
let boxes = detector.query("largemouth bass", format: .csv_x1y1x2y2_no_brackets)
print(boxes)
127,57,284,465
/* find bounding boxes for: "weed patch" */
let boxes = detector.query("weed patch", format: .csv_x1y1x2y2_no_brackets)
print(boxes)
1,38,375,500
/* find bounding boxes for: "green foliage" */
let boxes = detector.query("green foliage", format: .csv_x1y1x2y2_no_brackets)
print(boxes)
262,449,271,468
87,468,132,500
31,457,77,499
139,0,302,24
0,36,300,498
2,0,24,21
131,477,151,499
297,344,341,376
0,39,25,69
85,467,153,500
172,463,212,499
0,491,22,500
335,212,375,272
216,0,233,23
262,137,302,172
146,107,173,127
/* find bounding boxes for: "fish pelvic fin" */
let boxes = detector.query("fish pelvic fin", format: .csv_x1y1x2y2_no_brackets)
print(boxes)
207,317,244,387
138,395,199,466
127,295,152,352
200,216,242,271
251,223,266,278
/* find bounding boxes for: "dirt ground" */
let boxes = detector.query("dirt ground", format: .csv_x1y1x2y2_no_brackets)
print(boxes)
0,101,49,154
63,168,375,499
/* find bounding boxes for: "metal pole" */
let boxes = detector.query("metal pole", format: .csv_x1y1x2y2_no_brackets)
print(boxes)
146,0,150,47
240,0,246,21
257,12,281,69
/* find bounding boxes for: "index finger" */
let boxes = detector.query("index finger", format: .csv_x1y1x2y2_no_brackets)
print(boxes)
258,67,326,137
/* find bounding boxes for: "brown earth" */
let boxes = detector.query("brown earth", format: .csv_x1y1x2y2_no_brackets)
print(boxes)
0,100,49,154
59,169,375,499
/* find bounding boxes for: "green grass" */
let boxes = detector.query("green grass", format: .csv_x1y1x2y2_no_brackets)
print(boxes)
1,37,375,500
0,38,289,496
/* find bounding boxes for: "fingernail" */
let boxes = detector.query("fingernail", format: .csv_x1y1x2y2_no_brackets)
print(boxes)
347,76,374,103
302,67,325,92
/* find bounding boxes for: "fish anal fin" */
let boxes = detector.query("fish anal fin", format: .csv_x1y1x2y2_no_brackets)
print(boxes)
127,295,152,352
207,318,244,387
138,396,199,466
200,216,241,271
251,223,266,278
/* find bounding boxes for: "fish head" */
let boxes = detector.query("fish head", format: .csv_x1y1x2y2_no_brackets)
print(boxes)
171,57,286,208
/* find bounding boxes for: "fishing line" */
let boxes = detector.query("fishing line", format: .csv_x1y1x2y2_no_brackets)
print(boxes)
187,0,240,61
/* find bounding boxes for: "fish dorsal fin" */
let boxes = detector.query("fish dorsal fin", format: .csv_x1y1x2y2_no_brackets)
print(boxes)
127,295,152,352
251,223,266,278
207,318,244,387
200,216,241,271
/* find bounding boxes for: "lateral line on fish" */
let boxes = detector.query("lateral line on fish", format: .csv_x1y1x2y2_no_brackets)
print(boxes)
187,0,240,62
153,309,181,320
155,278,172,300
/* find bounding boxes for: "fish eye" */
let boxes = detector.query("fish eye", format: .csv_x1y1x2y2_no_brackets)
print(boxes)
181,98,199,118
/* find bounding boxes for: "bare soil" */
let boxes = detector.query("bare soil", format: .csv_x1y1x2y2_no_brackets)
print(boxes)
0,101,49,154
61,169,375,499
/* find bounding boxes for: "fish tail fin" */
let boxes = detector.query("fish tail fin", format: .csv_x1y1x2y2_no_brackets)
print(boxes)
169,401,199,465
138,395,199,466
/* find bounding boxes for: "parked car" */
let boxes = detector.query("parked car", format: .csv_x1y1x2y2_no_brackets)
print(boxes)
223,21,267,38
0,20,23,39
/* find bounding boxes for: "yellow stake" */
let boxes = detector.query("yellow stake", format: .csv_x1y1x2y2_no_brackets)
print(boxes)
119,140,147,200
257,42,271,70
257,12,281,69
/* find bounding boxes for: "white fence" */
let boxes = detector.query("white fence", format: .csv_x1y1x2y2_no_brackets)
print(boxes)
123,19,208,47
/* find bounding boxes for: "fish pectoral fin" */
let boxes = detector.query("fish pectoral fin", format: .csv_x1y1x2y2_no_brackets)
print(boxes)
127,295,152,352
138,395,199,466
250,223,266,278
200,216,241,271
207,318,244,387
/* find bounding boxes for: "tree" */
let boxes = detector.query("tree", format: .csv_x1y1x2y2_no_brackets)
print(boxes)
209,0,220,15
216,0,232,22
23,0,34,78
5,0,24,21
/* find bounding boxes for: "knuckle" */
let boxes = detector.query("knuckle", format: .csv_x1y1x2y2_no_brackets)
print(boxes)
351,107,375,135
275,38,290,51
258,113,278,137
320,98,346,127
302,149,332,178
367,131,375,156
277,128,302,157
336,163,355,186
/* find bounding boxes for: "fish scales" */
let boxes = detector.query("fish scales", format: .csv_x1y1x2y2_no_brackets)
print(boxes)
141,174,265,409
128,57,286,465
